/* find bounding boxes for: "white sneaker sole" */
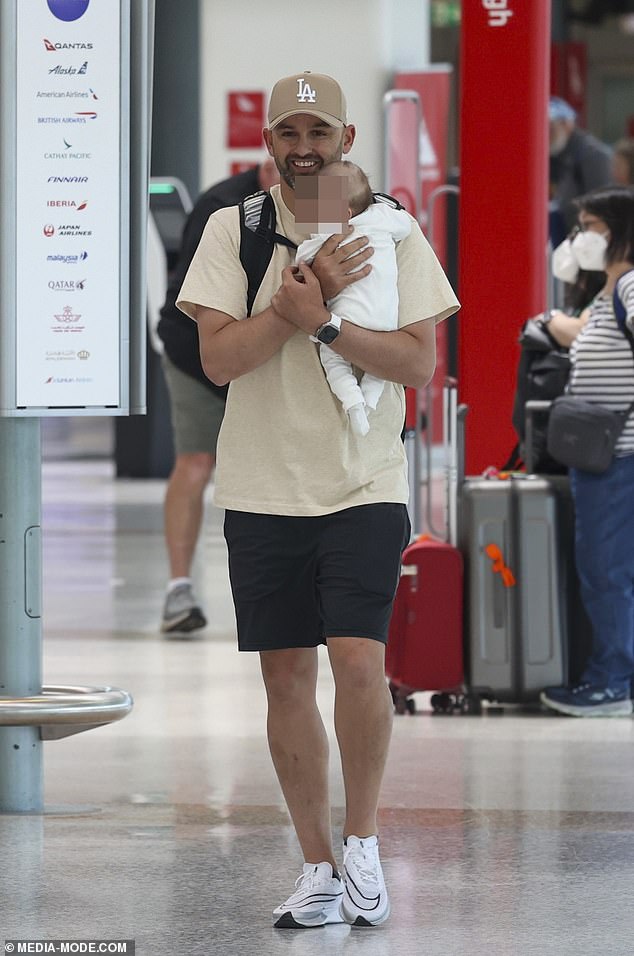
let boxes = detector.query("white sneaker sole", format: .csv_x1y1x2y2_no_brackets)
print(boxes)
274,903,344,929
540,692,633,717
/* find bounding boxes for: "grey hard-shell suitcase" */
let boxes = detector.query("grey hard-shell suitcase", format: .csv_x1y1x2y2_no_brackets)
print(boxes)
460,474,568,704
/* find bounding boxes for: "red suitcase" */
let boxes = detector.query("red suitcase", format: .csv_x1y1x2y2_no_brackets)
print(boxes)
386,535,464,712
386,381,467,714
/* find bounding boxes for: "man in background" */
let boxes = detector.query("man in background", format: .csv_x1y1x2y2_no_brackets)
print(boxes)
157,158,279,635
549,96,613,245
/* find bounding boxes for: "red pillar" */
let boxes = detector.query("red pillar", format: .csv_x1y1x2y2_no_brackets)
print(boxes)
458,0,551,474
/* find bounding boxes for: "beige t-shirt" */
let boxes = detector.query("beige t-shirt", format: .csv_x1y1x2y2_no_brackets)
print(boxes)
177,185,459,516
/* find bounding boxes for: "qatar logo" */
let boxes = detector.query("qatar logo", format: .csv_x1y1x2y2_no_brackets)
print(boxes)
44,224,55,237
47,0,90,23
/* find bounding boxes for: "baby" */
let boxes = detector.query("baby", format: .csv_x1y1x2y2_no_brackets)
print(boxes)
295,161,411,436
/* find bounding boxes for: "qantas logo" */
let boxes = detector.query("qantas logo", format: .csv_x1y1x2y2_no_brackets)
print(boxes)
44,38,93,51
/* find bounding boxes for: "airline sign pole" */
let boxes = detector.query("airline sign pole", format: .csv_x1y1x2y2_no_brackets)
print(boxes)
458,0,550,474
0,0,153,811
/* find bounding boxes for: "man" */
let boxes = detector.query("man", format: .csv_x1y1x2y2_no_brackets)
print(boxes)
549,96,613,244
177,71,459,927
157,158,278,635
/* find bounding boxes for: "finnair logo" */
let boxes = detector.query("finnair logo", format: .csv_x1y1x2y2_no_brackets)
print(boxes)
296,78,316,103
482,0,513,26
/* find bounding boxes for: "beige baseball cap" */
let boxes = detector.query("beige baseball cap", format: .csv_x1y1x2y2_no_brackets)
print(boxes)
268,71,347,129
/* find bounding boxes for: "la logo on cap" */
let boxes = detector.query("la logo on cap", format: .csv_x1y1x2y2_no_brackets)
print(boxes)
296,78,317,104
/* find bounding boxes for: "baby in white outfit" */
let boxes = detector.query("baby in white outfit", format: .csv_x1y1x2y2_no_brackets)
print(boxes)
295,161,411,436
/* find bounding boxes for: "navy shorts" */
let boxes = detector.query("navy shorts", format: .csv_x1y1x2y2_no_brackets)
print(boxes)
223,504,410,652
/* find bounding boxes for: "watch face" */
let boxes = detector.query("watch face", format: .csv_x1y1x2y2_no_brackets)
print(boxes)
318,324,340,345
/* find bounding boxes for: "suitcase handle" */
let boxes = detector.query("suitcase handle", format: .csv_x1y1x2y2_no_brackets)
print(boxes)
443,377,468,548
524,400,552,475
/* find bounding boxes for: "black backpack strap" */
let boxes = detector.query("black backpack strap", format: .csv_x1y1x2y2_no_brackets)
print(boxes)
372,191,404,211
239,191,296,317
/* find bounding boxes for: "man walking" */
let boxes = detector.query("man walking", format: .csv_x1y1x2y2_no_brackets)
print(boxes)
157,159,278,635
177,72,459,926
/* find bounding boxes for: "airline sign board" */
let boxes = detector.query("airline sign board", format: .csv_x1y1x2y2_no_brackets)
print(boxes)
14,0,123,409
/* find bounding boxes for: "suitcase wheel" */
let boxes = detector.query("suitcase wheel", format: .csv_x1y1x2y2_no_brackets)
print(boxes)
431,692,456,715
459,693,483,716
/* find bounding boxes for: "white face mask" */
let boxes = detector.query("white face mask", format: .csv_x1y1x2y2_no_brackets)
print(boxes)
552,238,580,283
570,230,609,271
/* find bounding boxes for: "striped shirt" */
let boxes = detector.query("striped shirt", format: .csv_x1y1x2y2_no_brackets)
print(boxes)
568,269,634,456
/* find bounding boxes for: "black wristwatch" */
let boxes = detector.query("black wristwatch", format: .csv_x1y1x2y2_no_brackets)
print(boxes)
313,313,342,345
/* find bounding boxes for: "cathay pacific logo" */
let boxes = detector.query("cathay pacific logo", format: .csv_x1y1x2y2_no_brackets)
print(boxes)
482,0,513,26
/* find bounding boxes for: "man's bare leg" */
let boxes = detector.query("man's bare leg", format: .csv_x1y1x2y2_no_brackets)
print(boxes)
260,647,336,867
163,452,214,578
327,637,393,839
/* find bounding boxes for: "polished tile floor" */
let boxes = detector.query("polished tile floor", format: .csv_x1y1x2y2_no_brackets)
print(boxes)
2,448,634,956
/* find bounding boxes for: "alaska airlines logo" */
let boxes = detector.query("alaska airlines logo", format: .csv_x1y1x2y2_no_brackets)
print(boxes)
482,0,513,26
48,61,88,76
47,1,90,23
296,78,317,103
44,38,93,50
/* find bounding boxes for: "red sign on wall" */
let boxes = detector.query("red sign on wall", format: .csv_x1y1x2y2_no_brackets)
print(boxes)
226,91,265,149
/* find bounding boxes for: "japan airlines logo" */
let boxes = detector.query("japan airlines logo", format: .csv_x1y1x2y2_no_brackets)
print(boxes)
296,78,317,103
44,224,55,237
47,0,90,22
482,0,513,26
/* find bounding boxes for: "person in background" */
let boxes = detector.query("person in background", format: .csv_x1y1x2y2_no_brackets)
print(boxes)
157,158,279,635
541,186,634,717
612,138,634,187
549,97,613,245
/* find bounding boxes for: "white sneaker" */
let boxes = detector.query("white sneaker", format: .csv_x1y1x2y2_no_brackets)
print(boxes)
341,835,390,926
160,583,206,635
273,862,344,929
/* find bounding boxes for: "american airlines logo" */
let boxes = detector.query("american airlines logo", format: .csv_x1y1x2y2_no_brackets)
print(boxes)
482,0,513,26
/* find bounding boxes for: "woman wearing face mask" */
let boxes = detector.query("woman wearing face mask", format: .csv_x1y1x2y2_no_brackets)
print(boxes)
541,186,634,717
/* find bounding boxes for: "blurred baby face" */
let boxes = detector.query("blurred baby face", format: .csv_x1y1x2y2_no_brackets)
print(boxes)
294,172,350,235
